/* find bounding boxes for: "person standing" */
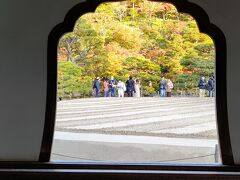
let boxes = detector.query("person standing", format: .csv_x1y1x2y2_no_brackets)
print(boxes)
117,80,126,98
159,77,167,97
103,78,109,97
93,77,100,97
207,75,215,97
108,76,117,97
198,76,206,97
166,79,174,97
126,76,135,97
134,78,141,98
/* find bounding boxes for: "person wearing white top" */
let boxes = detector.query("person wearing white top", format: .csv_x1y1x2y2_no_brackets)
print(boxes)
134,79,141,98
117,80,126,97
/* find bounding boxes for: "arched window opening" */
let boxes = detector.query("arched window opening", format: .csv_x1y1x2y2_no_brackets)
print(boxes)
43,0,233,165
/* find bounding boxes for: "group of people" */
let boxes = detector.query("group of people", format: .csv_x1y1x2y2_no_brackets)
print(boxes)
158,77,174,97
93,75,215,98
198,75,215,97
159,75,215,97
93,76,141,98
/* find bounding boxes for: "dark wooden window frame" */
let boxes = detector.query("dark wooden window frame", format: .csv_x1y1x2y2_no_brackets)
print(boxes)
28,0,237,178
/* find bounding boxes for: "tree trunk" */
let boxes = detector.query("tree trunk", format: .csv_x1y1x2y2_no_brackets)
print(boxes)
66,41,73,62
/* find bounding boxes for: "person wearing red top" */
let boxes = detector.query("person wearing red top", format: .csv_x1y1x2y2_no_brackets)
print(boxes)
103,78,109,97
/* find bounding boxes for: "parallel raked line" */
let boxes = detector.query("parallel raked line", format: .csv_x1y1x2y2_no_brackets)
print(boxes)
57,98,213,108
101,115,215,132
58,97,212,104
56,104,214,127
55,98,216,137
57,98,214,115
56,100,214,116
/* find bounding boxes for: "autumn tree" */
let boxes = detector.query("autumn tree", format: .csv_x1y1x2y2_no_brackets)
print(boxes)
57,0,215,98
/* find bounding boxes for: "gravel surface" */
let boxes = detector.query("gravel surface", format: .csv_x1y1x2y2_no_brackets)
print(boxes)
55,97,217,139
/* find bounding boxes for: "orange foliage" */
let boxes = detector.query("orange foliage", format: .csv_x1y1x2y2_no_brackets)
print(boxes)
183,68,193,75
105,42,140,58
141,47,166,60
58,47,68,61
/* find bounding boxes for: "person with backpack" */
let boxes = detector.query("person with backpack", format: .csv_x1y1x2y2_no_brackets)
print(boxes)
93,77,100,97
126,76,135,97
207,75,215,97
198,76,206,97
108,76,117,97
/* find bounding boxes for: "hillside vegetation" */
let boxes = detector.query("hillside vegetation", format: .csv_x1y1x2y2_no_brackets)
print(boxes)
57,0,215,98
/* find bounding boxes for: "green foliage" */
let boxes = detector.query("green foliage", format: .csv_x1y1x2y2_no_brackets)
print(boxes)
58,61,92,99
107,25,142,50
57,0,215,97
180,58,214,77
142,86,157,97
175,74,199,89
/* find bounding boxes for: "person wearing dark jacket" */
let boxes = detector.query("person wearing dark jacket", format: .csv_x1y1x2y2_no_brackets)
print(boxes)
198,76,206,97
207,75,215,97
93,77,100,97
126,76,135,97
108,76,117,97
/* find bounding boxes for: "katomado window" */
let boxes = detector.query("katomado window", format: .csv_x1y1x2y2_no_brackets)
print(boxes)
44,0,232,165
